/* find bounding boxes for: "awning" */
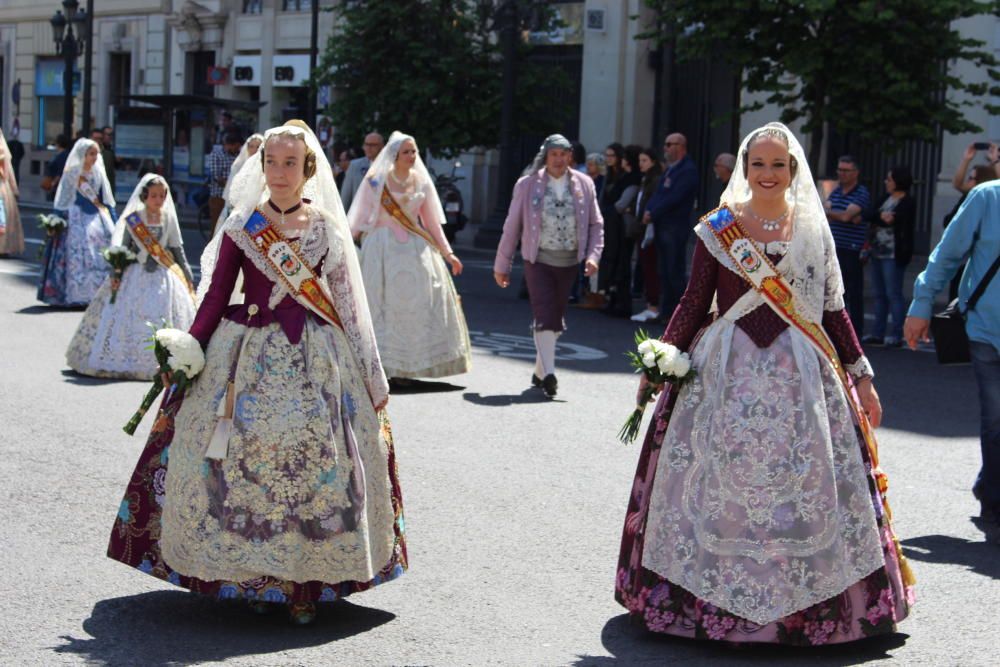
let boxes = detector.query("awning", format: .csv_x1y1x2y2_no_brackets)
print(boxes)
123,94,267,112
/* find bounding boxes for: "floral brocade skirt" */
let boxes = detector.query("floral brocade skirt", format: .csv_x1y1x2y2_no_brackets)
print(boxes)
615,324,914,645
66,264,196,380
37,206,113,306
107,319,407,604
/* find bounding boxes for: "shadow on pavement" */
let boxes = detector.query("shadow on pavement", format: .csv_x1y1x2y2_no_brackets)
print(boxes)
53,591,395,666
389,379,466,394
462,389,554,406
902,534,999,579
17,304,87,314
572,614,907,666
59,369,134,386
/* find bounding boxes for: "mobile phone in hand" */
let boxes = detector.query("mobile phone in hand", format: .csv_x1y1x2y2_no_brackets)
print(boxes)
974,142,991,150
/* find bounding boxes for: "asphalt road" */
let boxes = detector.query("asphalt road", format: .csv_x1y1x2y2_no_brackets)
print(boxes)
0,212,996,666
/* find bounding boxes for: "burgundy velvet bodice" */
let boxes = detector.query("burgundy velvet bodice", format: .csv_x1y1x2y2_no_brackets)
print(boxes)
189,234,328,347
662,239,864,367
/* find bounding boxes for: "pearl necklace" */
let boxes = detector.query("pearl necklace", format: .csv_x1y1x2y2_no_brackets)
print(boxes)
388,169,412,187
746,205,789,231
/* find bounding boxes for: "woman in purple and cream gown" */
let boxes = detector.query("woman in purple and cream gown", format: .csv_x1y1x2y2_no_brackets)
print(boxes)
615,123,914,646
107,124,406,625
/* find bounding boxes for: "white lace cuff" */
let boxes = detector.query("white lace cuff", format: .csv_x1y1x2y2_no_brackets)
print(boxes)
846,356,874,380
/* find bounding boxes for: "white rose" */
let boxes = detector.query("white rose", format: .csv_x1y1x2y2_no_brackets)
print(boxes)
641,351,657,368
637,339,655,355
670,353,692,377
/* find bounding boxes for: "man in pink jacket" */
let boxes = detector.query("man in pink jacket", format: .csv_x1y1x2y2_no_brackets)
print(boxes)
493,134,604,398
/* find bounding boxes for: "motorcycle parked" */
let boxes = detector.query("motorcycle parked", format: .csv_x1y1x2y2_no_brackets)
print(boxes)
431,160,467,243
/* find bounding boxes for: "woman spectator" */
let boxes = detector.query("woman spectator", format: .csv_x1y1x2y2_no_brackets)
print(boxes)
631,147,663,323
864,165,916,347
599,144,642,318
585,152,606,200
587,143,624,309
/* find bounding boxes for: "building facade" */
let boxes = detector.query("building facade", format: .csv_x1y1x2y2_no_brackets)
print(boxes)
1,0,995,241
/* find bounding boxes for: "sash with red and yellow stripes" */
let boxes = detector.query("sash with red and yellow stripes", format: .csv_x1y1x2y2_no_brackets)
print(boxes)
242,210,342,330
380,187,444,255
124,212,195,296
702,204,914,586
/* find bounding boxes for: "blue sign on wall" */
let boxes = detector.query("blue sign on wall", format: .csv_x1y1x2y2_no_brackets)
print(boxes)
36,58,80,96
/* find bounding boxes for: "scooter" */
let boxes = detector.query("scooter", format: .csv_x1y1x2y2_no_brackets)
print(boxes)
432,160,467,243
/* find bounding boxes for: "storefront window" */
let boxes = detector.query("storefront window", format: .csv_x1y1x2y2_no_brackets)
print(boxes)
243,0,263,13
282,0,313,11
37,96,66,148
35,57,79,147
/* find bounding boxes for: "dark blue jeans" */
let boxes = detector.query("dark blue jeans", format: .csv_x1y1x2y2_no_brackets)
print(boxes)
971,341,1000,514
654,222,691,320
836,246,865,337
869,257,906,339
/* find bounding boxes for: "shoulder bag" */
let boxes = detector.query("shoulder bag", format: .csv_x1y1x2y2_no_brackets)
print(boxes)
931,253,1000,364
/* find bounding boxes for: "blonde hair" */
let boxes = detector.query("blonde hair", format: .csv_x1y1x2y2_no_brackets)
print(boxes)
260,128,317,180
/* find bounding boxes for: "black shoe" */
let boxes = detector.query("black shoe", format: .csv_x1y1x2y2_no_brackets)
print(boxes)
531,373,543,388
542,373,558,399
861,335,885,346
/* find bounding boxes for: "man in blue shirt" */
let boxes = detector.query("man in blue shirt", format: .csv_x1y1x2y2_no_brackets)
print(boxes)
905,180,1000,540
825,155,871,337
643,133,699,320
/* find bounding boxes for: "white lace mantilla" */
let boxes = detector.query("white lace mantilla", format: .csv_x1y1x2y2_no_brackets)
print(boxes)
642,322,884,625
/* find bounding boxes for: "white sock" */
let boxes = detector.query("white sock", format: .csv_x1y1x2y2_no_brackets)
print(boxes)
533,351,544,378
535,330,558,376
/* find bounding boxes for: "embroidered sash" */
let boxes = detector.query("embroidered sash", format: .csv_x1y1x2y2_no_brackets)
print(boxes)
242,210,343,330
380,186,443,254
702,204,915,586
78,178,116,231
124,213,194,296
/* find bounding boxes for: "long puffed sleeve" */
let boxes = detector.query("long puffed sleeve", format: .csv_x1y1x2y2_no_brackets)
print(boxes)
418,181,454,256
823,308,873,379
662,239,718,351
189,233,241,347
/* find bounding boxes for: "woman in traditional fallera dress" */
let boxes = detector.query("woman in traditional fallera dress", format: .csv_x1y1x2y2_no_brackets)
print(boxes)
213,133,264,237
0,129,24,256
348,131,471,380
38,138,116,305
107,124,407,624
615,123,914,645
66,175,196,379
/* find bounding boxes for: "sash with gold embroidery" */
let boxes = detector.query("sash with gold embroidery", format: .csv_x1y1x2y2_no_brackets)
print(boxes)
242,210,343,330
124,212,195,296
78,178,116,232
703,204,917,578
380,186,444,254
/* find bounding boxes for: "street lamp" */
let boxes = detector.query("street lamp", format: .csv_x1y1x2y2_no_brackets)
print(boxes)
49,0,89,141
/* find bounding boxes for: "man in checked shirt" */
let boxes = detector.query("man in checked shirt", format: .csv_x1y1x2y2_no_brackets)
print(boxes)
208,131,243,233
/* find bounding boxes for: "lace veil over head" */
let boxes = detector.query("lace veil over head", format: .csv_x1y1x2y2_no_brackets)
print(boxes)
700,121,844,323
345,130,444,235
54,138,115,211
111,174,183,261
222,133,264,204
197,123,389,406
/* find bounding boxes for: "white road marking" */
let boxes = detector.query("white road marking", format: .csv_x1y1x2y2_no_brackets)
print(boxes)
468,330,607,361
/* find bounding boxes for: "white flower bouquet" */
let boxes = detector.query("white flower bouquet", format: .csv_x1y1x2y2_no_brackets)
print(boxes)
619,329,697,444
37,213,67,236
102,245,138,304
123,327,206,435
